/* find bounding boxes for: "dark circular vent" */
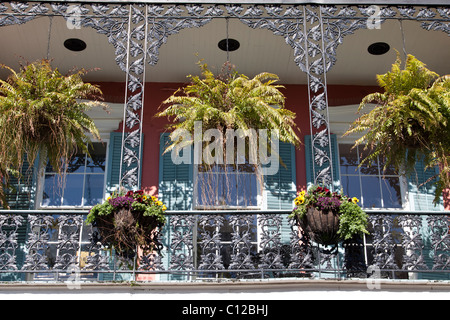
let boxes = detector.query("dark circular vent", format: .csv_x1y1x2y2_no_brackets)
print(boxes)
368,42,390,55
64,38,87,52
218,39,240,52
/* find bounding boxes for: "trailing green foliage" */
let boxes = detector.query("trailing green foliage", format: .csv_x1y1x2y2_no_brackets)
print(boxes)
337,200,369,241
155,61,301,157
344,53,450,203
0,59,106,207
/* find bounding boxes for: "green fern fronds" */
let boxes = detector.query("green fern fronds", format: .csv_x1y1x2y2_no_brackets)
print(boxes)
156,61,301,159
344,52,450,203
0,59,107,208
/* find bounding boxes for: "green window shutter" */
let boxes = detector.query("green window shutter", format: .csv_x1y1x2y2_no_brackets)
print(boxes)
304,134,340,191
158,132,193,211
106,131,144,194
105,132,122,195
407,159,443,211
408,159,448,280
264,141,296,210
158,133,193,280
5,156,36,210
3,156,36,279
264,140,296,245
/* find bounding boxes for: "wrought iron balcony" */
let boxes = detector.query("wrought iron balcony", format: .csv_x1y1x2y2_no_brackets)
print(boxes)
0,209,449,284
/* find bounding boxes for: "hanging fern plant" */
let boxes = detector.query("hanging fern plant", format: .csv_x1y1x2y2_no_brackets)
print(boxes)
156,60,301,159
0,59,107,207
344,52,450,203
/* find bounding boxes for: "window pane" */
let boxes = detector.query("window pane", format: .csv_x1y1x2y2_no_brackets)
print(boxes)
86,143,106,173
42,174,61,206
378,157,398,175
197,172,217,207
67,153,86,174
218,174,237,206
361,176,382,208
358,148,379,175
381,177,402,208
340,175,361,200
62,175,84,206
83,174,105,206
197,163,260,208
237,174,258,207
339,144,359,175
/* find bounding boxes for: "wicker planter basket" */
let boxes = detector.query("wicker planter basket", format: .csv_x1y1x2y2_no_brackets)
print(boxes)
297,207,341,246
94,208,162,258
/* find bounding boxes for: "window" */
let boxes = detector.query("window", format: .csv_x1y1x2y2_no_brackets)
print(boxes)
339,144,403,209
195,163,261,209
41,142,107,207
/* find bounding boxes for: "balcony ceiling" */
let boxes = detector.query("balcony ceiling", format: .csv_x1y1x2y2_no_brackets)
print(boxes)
0,14,449,86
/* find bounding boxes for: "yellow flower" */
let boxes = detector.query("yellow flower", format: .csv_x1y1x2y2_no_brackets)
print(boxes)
294,195,305,205
156,201,163,206
151,196,157,201
162,205,167,211
351,197,359,204
143,195,147,200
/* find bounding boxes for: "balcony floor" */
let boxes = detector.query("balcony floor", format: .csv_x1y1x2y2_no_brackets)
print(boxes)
1,278,450,300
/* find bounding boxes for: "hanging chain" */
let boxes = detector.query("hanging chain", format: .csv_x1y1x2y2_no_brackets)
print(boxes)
46,16,53,60
226,17,230,63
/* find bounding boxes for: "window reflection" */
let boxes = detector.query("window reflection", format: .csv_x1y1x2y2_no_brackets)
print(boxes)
197,164,260,208
339,144,402,209
41,142,106,207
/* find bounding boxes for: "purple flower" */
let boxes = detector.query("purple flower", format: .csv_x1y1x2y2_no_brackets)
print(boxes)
315,196,341,211
108,196,135,209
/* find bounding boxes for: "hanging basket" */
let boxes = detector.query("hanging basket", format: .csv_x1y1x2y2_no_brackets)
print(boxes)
94,208,162,258
297,207,341,246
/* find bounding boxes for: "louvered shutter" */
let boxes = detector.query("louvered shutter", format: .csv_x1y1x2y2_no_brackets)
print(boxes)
5,156,36,210
3,157,36,278
158,133,194,280
408,158,448,280
105,132,122,195
408,159,443,211
264,140,296,245
158,132,193,211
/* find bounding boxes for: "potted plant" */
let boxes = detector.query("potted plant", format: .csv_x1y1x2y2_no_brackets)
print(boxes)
155,60,301,160
0,59,107,207
344,52,450,203
86,189,167,258
289,185,369,245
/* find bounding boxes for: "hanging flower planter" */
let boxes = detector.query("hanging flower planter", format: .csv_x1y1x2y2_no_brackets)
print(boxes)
298,207,341,246
86,190,167,258
290,186,369,246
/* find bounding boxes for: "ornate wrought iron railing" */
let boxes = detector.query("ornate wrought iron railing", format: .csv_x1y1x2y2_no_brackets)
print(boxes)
0,209,449,283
